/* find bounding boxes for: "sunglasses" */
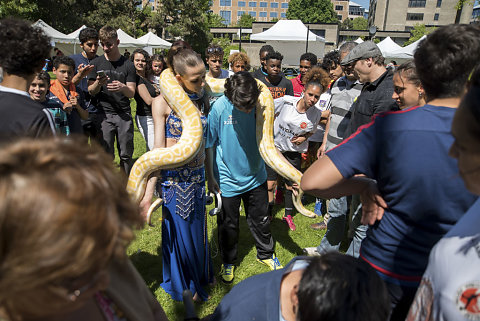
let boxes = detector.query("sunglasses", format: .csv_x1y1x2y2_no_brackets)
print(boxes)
207,47,223,54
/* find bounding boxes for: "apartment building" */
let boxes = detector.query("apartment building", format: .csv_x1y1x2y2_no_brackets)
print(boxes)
332,1,368,20
210,0,289,25
368,0,475,31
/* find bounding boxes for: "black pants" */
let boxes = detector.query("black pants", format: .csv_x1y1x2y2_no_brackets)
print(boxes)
217,182,274,263
386,280,418,321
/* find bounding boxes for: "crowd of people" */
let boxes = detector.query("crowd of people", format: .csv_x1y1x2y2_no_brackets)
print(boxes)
0,16,480,321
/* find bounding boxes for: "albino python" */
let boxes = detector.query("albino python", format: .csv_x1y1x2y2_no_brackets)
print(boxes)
126,70,316,223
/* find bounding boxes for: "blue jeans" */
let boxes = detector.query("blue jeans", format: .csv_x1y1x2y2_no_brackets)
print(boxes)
317,195,367,257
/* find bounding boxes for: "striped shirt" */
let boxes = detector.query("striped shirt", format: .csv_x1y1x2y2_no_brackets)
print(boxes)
325,76,363,151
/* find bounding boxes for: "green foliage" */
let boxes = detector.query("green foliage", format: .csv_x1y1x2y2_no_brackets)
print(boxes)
0,0,38,20
352,17,368,30
286,0,338,23
340,18,353,30
158,0,212,56
270,18,279,23
455,0,475,10
206,12,226,27
403,24,437,46
236,13,255,27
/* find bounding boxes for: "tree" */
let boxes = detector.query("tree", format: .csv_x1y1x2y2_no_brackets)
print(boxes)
286,0,337,23
237,13,255,27
352,17,368,30
207,12,226,27
340,18,353,30
158,0,212,55
403,24,437,46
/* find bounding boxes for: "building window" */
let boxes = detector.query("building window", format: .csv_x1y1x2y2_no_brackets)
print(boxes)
335,5,343,10
406,13,424,20
259,11,267,17
434,13,439,20
281,2,288,8
238,1,245,6
270,11,278,17
281,12,286,18
271,2,279,8
237,10,245,16
337,14,343,20
220,0,231,5
259,1,267,7
248,1,256,7
408,0,426,8
249,11,257,16
220,10,231,25
436,0,442,7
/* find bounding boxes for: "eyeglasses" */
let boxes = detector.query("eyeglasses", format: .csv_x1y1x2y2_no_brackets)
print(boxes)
207,47,223,54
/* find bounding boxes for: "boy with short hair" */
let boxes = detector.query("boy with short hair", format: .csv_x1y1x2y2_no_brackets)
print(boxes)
88,26,136,174
0,18,56,141
257,51,293,99
29,71,70,135
291,52,317,97
50,56,88,134
206,72,282,284
70,27,102,142
205,45,231,79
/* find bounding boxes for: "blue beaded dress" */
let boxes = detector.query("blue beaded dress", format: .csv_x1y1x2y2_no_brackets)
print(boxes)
159,100,213,301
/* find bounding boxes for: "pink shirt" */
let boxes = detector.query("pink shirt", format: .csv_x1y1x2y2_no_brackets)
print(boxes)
291,74,304,97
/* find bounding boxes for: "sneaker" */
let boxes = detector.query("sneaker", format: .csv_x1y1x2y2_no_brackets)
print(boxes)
303,247,321,256
257,254,283,270
220,264,235,283
283,214,296,231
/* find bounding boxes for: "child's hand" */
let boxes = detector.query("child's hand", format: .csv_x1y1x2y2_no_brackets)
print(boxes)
69,96,78,107
291,135,307,145
77,64,94,78
63,101,73,113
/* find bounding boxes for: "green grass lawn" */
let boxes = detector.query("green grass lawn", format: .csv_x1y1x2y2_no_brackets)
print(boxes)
125,100,327,321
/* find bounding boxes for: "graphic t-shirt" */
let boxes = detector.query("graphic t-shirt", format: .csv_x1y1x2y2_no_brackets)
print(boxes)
273,95,322,153
327,105,477,284
256,73,294,99
206,95,266,197
407,199,480,321
88,55,136,114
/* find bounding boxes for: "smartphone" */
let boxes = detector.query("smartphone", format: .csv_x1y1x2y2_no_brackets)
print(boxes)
97,70,106,78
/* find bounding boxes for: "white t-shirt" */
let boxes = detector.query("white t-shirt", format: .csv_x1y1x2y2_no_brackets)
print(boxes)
273,95,323,153
309,90,332,143
407,198,480,321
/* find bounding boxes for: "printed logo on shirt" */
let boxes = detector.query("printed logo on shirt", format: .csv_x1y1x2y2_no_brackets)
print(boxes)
269,87,287,99
300,122,307,129
456,282,480,320
224,115,238,125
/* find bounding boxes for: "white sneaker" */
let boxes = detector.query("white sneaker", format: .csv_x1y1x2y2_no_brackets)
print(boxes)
303,247,321,256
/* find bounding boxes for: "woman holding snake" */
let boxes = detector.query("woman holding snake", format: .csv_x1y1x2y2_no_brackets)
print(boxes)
269,66,330,231
141,44,214,302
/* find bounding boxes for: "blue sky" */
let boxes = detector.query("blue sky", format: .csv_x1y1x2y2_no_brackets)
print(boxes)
353,0,370,9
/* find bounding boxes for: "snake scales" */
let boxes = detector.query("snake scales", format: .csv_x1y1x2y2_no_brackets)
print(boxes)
126,70,316,221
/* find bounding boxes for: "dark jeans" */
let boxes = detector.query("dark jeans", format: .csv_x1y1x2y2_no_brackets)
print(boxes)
82,112,105,148
101,112,134,175
386,280,418,321
217,182,274,263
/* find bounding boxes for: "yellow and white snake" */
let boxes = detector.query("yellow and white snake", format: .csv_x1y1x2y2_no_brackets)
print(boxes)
126,70,316,222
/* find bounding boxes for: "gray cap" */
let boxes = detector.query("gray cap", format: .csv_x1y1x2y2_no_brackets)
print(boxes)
340,41,382,65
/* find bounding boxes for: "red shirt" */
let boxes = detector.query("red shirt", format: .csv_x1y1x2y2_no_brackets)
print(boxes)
291,74,304,97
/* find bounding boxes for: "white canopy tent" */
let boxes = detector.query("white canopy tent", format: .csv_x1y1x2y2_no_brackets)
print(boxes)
32,19,81,56
354,37,364,44
250,20,325,66
376,36,403,58
116,29,145,47
137,32,172,55
387,35,427,59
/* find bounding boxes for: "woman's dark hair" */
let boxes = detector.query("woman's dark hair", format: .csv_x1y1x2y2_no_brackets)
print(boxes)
224,71,261,111
78,28,99,44
35,71,51,86
0,18,51,76
297,253,390,321
303,66,330,94
395,60,421,88
414,24,480,100
321,50,340,71
130,48,152,78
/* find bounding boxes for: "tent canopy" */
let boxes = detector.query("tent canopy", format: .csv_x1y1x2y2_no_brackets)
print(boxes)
116,29,144,47
250,20,325,42
354,37,364,44
137,32,171,49
388,35,426,59
377,36,402,58
67,25,87,43
33,19,73,43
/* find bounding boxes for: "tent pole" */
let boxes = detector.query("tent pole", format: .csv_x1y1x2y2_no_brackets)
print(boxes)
239,26,242,52
305,25,309,53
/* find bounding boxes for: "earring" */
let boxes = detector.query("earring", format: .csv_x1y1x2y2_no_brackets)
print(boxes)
418,92,423,98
